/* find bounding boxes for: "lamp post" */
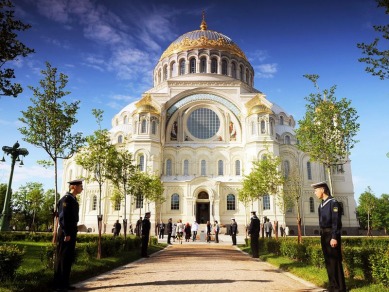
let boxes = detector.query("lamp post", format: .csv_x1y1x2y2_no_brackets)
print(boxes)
0,141,29,231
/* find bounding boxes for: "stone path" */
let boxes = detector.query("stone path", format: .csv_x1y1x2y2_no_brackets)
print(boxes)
75,235,324,292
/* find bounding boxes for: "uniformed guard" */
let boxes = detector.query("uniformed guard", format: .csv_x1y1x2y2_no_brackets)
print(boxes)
230,218,238,245
141,211,151,257
248,211,260,258
54,178,84,291
312,181,346,292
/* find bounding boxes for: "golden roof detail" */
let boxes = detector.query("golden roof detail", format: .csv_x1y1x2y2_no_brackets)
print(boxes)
135,94,160,114
245,94,273,115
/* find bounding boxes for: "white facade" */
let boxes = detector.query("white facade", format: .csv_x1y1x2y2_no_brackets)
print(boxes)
62,18,359,236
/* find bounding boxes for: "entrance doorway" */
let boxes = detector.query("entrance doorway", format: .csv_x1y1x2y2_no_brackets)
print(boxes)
196,202,210,224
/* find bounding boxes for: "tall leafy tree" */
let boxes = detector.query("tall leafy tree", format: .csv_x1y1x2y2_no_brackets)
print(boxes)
0,183,7,212
295,75,360,195
19,62,84,207
0,0,34,97
11,182,44,231
357,0,389,80
374,194,389,234
76,109,117,258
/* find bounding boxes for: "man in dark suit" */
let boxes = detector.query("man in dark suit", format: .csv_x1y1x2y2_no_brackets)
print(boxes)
141,212,151,257
166,218,173,244
312,181,346,292
230,218,238,245
54,178,83,291
248,211,260,258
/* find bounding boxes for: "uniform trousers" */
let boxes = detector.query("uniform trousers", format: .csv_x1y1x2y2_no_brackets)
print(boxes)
231,234,237,245
141,235,149,256
250,235,259,258
54,228,77,288
320,231,346,292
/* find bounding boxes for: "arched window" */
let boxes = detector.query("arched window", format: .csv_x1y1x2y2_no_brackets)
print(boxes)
307,161,312,180
190,58,196,73
263,194,270,210
170,61,176,77
309,197,315,213
141,119,147,133
151,120,157,135
184,160,189,176
139,155,145,171
240,65,244,80
200,57,206,73
235,160,241,175
123,116,128,124
245,68,249,82
211,58,218,73
270,119,274,135
283,160,290,179
92,195,97,211
171,194,179,210
285,135,291,145
227,194,235,210
166,159,172,176
261,120,266,134
222,59,228,75
231,62,237,78
280,116,284,125
118,135,123,144
136,194,143,209
163,65,168,80
201,160,206,176
218,160,224,176
179,59,185,75
114,200,120,211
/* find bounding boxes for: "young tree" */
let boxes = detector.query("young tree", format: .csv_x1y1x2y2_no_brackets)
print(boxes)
105,148,137,240
295,75,360,195
76,109,117,258
0,183,7,212
357,0,389,80
0,0,35,97
239,151,284,239
374,194,389,234
356,187,378,236
283,164,304,243
19,62,85,210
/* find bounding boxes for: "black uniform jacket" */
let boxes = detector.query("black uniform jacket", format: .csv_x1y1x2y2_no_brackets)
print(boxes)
58,192,79,237
318,196,342,239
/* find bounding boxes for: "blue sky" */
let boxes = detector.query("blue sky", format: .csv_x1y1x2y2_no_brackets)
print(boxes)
0,0,388,203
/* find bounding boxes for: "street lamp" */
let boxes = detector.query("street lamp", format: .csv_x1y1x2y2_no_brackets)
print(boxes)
0,141,29,231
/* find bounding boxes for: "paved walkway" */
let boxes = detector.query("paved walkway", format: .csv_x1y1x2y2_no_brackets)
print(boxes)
75,235,324,292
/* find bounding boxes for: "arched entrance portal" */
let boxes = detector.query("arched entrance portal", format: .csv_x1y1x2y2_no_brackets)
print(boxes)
196,191,210,224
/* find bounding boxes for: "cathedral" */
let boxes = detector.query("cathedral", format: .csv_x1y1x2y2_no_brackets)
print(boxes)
62,16,359,236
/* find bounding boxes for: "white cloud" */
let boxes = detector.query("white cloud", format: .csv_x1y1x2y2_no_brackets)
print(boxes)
249,50,269,62
255,63,278,78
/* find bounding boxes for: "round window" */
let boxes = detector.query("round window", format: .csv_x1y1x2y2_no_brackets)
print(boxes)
187,108,220,139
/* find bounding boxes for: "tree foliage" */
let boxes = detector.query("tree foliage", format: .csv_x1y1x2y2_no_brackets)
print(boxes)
19,62,85,204
0,0,35,97
239,152,284,205
0,183,7,212
357,0,389,80
295,75,360,193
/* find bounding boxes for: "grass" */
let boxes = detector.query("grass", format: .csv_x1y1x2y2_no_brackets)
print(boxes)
0,241,165,292
240,245,389,292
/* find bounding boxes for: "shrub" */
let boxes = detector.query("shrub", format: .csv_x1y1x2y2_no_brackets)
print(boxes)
0,245,25,281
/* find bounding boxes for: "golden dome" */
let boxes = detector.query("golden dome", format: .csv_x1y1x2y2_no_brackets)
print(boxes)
159,14,247,61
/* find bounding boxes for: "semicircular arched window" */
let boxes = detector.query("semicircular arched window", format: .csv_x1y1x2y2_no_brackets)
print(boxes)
171,194,179,210
227,194,235,210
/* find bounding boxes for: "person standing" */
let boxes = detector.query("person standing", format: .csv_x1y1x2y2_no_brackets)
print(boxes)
54,178,83,291
312,181,346,292
166,218,173,244
113,220,121,236
214,220,220,243
206,221,212,243
141,212,151,258
176,219,184,244
135,217,142,237
184,222,191,242
192,220,199,241
264,218,272,238
230,218,238,245
248,211,260,258
159,220,165,239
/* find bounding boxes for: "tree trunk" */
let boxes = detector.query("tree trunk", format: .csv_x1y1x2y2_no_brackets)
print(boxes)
52,158,59,244
297,217,302,244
